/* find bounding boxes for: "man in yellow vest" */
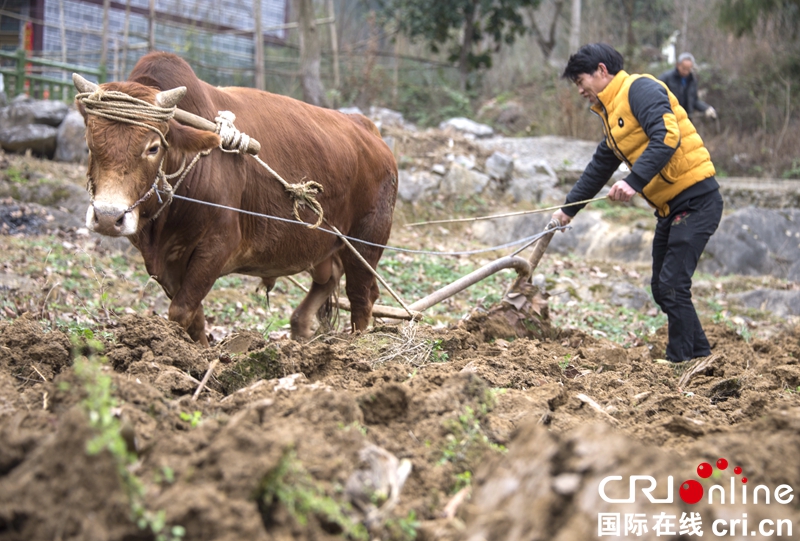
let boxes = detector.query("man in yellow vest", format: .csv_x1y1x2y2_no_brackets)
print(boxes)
553,43,723,364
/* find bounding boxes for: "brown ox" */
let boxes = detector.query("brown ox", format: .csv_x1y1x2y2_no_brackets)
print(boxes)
77,52,398,345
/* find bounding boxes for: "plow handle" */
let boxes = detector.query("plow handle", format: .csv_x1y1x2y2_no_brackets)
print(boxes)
505,218,560,295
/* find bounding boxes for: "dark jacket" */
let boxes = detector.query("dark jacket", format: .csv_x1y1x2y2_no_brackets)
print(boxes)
658,68,710,117
564,71,717,218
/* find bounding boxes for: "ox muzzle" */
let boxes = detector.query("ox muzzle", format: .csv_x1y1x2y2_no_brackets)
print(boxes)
86,201,139,237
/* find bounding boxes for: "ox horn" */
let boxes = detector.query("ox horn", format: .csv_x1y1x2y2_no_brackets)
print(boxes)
72,73,98,93
155,87,187,109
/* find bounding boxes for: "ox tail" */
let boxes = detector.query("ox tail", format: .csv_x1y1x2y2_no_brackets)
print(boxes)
316,286,341,334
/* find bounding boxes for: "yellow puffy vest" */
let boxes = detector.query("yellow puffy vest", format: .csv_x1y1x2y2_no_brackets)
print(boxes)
591,71,716,216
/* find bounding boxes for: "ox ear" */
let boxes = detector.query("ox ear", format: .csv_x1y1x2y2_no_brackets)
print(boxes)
167,120,220,154
155,87,187,108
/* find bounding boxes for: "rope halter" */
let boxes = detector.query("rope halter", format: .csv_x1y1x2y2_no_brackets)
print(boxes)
77,88,179,214
77,88,175,148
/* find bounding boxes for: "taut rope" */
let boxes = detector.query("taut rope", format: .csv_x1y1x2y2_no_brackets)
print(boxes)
404,196,609,228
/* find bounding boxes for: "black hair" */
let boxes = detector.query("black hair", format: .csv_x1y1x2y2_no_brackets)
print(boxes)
561,43,624,82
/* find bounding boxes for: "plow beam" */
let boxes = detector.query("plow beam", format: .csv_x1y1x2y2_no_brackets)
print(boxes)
338,255,533,320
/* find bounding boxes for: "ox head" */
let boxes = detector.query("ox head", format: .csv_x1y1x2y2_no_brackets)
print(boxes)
74,74,218,237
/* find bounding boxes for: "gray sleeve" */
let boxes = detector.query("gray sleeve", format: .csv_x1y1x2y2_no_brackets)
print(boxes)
694,98,710,112
625,77,679,191
563,140,621,217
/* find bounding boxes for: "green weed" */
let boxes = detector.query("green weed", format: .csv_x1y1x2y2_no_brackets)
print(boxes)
385,510,421,541
439,405,506,467
74,353,185,541
258,448,368,540
4,166,27,184
179,410,202,428
453,470,472,492
429,339,450,363
337,421,368,436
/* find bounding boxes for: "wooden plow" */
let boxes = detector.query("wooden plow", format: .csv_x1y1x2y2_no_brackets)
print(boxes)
339,219,561,323
73,72,561,327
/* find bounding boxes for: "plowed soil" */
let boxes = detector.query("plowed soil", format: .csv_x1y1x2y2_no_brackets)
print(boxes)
2,150,800,541
3,312,800,541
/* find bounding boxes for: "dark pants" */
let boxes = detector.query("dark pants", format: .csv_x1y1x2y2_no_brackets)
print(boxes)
651,189,723,362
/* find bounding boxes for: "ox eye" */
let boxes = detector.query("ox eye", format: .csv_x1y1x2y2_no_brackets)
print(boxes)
147,144,160,156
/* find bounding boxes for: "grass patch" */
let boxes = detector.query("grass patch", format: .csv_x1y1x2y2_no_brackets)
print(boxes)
258,448,368,540
551,301,667,346
216,347,283,393
75,351,185,541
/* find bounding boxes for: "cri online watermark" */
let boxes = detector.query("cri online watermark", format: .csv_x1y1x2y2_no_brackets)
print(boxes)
597,458,795,537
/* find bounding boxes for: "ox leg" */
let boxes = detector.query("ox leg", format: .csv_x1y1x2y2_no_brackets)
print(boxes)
168,301,209,346
341,251,382,332
166,246,238,346
290,256,343,340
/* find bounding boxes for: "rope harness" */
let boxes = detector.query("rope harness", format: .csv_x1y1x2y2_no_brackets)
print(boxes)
76,89,325,226
76,87,411,314
76,86,590,320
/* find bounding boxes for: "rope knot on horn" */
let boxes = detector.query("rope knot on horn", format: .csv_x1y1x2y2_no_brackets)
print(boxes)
215,111,252,154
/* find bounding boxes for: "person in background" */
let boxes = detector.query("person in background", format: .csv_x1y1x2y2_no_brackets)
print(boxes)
553,43,723,364
659,52,717,120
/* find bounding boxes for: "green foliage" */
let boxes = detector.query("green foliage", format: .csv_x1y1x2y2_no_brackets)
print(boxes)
550,301,667,346
588,198,653,221
380,0,540,80
258,449,368,540
179,410,203,428
4,166,26,184
385,510,421,541
782,159,800,179
75,354,185,541
453,470,472,492
439,405,506,468
69,327,106,356
154,465,176,485
216,347,282,394
718,0,800,37
399,82,472,127
74,355,130,464
429,339,450,363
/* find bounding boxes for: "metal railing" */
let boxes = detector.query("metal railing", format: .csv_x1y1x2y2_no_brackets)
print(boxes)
0,49,106,102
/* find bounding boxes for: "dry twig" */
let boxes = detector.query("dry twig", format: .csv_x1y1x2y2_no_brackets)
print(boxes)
576,393,619,425
441,486,471,519
30,364,47,382
677,355,719,389
192,359,219,401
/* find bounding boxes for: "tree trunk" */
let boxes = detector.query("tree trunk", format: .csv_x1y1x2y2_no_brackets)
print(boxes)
121,0,130,78
458,2,478,92
295,0,328,107
148,0,155,52
569,0,581,53
621,0,636,59
253,0,264,90
100,0,110,75
326,0,340,91
679,0,690,53
530,0,565,61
